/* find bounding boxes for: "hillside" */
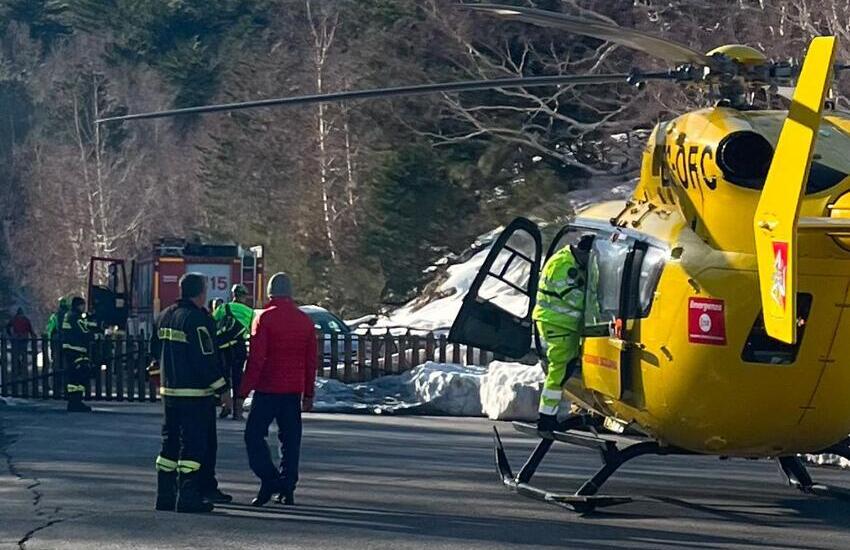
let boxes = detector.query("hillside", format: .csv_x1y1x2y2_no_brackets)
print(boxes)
1,0,846,322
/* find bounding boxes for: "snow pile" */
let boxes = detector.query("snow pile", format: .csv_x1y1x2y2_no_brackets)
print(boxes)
266,360,545,419
480,361,545,421
806,454,850,469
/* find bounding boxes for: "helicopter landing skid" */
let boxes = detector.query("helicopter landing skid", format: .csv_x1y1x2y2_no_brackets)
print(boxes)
493,419,693,514
777,443,850,501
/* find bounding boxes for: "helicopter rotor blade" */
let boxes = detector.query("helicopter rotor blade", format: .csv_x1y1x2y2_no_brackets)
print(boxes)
463,4,712,67
96,72,668,124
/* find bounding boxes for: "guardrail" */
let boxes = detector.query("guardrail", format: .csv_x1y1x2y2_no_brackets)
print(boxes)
0,333,494,401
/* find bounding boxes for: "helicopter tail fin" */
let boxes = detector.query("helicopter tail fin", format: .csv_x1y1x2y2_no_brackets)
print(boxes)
754,36,837,344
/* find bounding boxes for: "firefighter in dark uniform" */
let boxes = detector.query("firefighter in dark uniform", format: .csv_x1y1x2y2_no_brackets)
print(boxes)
151,274,232,513
61,296,97,413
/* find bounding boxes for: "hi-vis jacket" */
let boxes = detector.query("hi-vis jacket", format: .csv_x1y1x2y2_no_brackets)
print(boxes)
212,301,254,350
150,299,227,398
532,246,586,332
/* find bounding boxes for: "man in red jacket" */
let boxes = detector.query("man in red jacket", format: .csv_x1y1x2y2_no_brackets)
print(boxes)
239,272,318,507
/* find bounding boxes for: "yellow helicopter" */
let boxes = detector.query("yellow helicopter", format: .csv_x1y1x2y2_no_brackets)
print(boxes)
99,4,850,514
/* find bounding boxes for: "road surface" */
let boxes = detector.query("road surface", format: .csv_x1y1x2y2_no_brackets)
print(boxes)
2,400,850,549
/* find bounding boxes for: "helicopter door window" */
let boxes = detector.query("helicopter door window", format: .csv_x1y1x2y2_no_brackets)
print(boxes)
477,230,536,318
584,236,633,336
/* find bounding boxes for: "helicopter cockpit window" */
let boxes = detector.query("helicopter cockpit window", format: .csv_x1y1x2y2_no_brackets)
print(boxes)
637,246,666,315
584,237,631,333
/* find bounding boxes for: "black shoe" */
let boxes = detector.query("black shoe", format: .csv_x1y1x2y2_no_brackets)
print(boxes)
251,481,279,507
282,491,294,506
537,413,559,433
203,488,233,504
67,400,92,413
219,406,231,419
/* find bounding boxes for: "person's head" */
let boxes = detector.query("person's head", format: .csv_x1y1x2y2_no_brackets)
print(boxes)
58,296,70,311
180,273,207,308
571,234,594,269
70,296,86,314
209,298,224,312
230,284,250,305
15,307,23,316
267,272,292,300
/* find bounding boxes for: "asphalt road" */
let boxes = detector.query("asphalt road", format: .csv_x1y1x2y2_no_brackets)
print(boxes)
2,400,850,549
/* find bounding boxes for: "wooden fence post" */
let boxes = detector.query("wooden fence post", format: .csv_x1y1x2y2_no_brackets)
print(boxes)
316,331,325,379
357,333,367,382
94,339,104,401
452,342,461,364
52,338,62,400
0,336,8,397
29,337,39,398
383,332,393,375
329,333,339,380
466,344,475,366
343,334,353,382
41,338,50,399
425,333,435,364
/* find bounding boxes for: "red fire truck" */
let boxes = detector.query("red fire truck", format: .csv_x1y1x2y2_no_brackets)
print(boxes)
129,239,264,336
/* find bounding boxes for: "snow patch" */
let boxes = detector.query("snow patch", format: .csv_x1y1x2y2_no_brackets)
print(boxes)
481,361,545,421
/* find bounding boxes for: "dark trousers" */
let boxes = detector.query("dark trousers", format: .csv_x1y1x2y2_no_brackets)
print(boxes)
199,406,218,493
62,351,90,398
10,340,27,380
221,344,246,392
159,397,215,484
245,393,302,492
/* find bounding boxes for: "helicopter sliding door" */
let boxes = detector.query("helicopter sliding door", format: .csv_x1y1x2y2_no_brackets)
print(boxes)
448,218,542,359
581,234,642,400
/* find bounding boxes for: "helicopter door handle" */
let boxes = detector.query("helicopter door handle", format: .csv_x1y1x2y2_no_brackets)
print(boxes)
757,220,779,231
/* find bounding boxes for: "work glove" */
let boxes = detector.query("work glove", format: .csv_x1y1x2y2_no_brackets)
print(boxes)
537,413,559,433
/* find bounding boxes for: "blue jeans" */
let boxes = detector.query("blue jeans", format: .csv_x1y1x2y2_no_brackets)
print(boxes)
245,393,302,492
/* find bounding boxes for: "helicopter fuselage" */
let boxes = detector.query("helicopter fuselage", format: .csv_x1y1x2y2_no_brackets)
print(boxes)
563,107,850,456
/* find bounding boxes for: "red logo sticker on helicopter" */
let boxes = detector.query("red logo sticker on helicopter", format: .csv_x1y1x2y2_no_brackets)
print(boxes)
771,241,789,312
688,298,727,345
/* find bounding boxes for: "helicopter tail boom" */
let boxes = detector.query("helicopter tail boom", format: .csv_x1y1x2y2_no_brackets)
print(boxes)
754,36,837,344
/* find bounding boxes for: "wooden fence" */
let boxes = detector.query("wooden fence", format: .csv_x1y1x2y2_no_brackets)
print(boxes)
0,332,494,401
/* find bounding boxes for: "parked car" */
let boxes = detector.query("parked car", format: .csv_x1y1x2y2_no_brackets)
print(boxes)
300,305,358,367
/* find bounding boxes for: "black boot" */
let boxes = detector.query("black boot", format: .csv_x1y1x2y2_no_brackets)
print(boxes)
177,473,214,514
202,487,233,504
251,480,280,507
275,487,295,506
67,393,92,413
155,471,177,511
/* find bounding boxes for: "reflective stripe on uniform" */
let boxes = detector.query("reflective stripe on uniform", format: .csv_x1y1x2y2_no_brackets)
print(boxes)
73,356,89,364
197,327,214,356
160,387,214,397
66,384,85,394
539,402,559,415
177,460,201,473
62,344,88,353
541,388,563,401
155,456,178,472
158,328,187,343
209,377,226,392
218,339,239,349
